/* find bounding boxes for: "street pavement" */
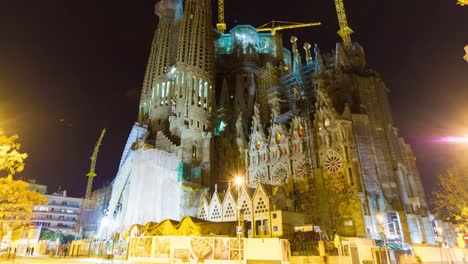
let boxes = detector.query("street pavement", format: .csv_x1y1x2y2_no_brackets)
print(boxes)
0,256,138,264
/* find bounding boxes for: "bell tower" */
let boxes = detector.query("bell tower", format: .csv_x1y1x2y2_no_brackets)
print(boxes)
171,0,216,186
137,0,215,187
138,0,183,129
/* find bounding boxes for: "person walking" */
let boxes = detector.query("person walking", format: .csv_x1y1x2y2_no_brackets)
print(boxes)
30,247,34,256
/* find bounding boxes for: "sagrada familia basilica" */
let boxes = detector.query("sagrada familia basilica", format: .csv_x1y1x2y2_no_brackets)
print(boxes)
101,0,435,247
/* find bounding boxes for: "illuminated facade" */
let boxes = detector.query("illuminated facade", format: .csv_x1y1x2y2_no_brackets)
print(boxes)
104,0,434,246
32,192,83,235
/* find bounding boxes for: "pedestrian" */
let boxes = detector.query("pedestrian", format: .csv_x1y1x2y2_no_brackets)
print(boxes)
30,247,34,256
64,246,68,257
59,246,64,257
26,247,30,256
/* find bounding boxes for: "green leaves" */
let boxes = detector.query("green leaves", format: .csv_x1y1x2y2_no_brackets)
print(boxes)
432,166,468,232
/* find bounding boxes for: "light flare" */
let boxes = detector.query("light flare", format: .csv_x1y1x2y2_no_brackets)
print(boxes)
432,136,468,143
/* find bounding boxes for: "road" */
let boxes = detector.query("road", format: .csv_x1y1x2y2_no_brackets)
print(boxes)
0,256,139,264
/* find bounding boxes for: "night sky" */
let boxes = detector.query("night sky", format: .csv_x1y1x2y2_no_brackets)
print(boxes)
0,0,467,201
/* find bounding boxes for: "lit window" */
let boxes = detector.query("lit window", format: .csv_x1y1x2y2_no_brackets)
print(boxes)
343,219,353,227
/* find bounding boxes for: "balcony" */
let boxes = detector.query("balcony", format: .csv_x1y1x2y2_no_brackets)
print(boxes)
47,203,80,208
32,210,78,215
31,217,78,223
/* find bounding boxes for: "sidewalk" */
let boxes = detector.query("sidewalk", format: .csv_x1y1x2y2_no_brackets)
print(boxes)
4,256,140,264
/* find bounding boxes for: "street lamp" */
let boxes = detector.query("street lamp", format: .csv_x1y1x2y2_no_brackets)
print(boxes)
234,176,243,264
376,213,391,264
436,227,444,264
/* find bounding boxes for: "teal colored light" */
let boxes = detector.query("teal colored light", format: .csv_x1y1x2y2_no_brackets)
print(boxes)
231,25,258,51
214,121,227,136
215,25,280,56
215,35,232,54
219,121,226,132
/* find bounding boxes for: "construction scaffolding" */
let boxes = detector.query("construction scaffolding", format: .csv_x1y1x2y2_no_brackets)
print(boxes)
256,63,281,125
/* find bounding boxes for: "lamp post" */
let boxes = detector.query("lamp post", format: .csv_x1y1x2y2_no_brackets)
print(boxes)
377,214,391,264
235,176,243,264
437,227,444,264
54,230,62,257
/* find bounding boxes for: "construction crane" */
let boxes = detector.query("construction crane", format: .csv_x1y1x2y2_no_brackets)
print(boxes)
85,128,106,200
257,20,321,35
217,0,226,33
334,0,353,52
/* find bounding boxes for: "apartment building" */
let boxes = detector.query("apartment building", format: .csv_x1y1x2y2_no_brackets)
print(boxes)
31,191,83,236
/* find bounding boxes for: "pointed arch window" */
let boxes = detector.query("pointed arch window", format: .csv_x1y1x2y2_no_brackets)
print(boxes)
192,145,197,159
192,77,196,104
203,82,208,109
161,83,166,106
166,81,171,104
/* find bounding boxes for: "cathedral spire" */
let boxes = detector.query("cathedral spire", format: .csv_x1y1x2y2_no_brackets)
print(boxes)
303,43,313,63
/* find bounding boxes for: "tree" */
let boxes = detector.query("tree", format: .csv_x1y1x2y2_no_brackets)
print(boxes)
0,177,47,238
39,229,75,244
0,130,28,179
432,166,468,232
323,172,360,237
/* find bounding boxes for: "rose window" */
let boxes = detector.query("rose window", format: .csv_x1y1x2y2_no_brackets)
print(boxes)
295,162,308,179
272,165,288,185
324,153,343,173
253,171,267,185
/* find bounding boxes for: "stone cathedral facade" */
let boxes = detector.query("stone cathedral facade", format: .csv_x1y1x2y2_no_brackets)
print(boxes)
103,0,435,246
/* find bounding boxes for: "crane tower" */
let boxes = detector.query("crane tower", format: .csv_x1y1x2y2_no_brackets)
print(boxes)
217,0,226,32
334,0,353,51
85,128,106,200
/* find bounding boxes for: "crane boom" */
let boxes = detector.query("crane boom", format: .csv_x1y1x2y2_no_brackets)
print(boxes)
257,21,321,35
334,0,353,51
85,128,106,199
